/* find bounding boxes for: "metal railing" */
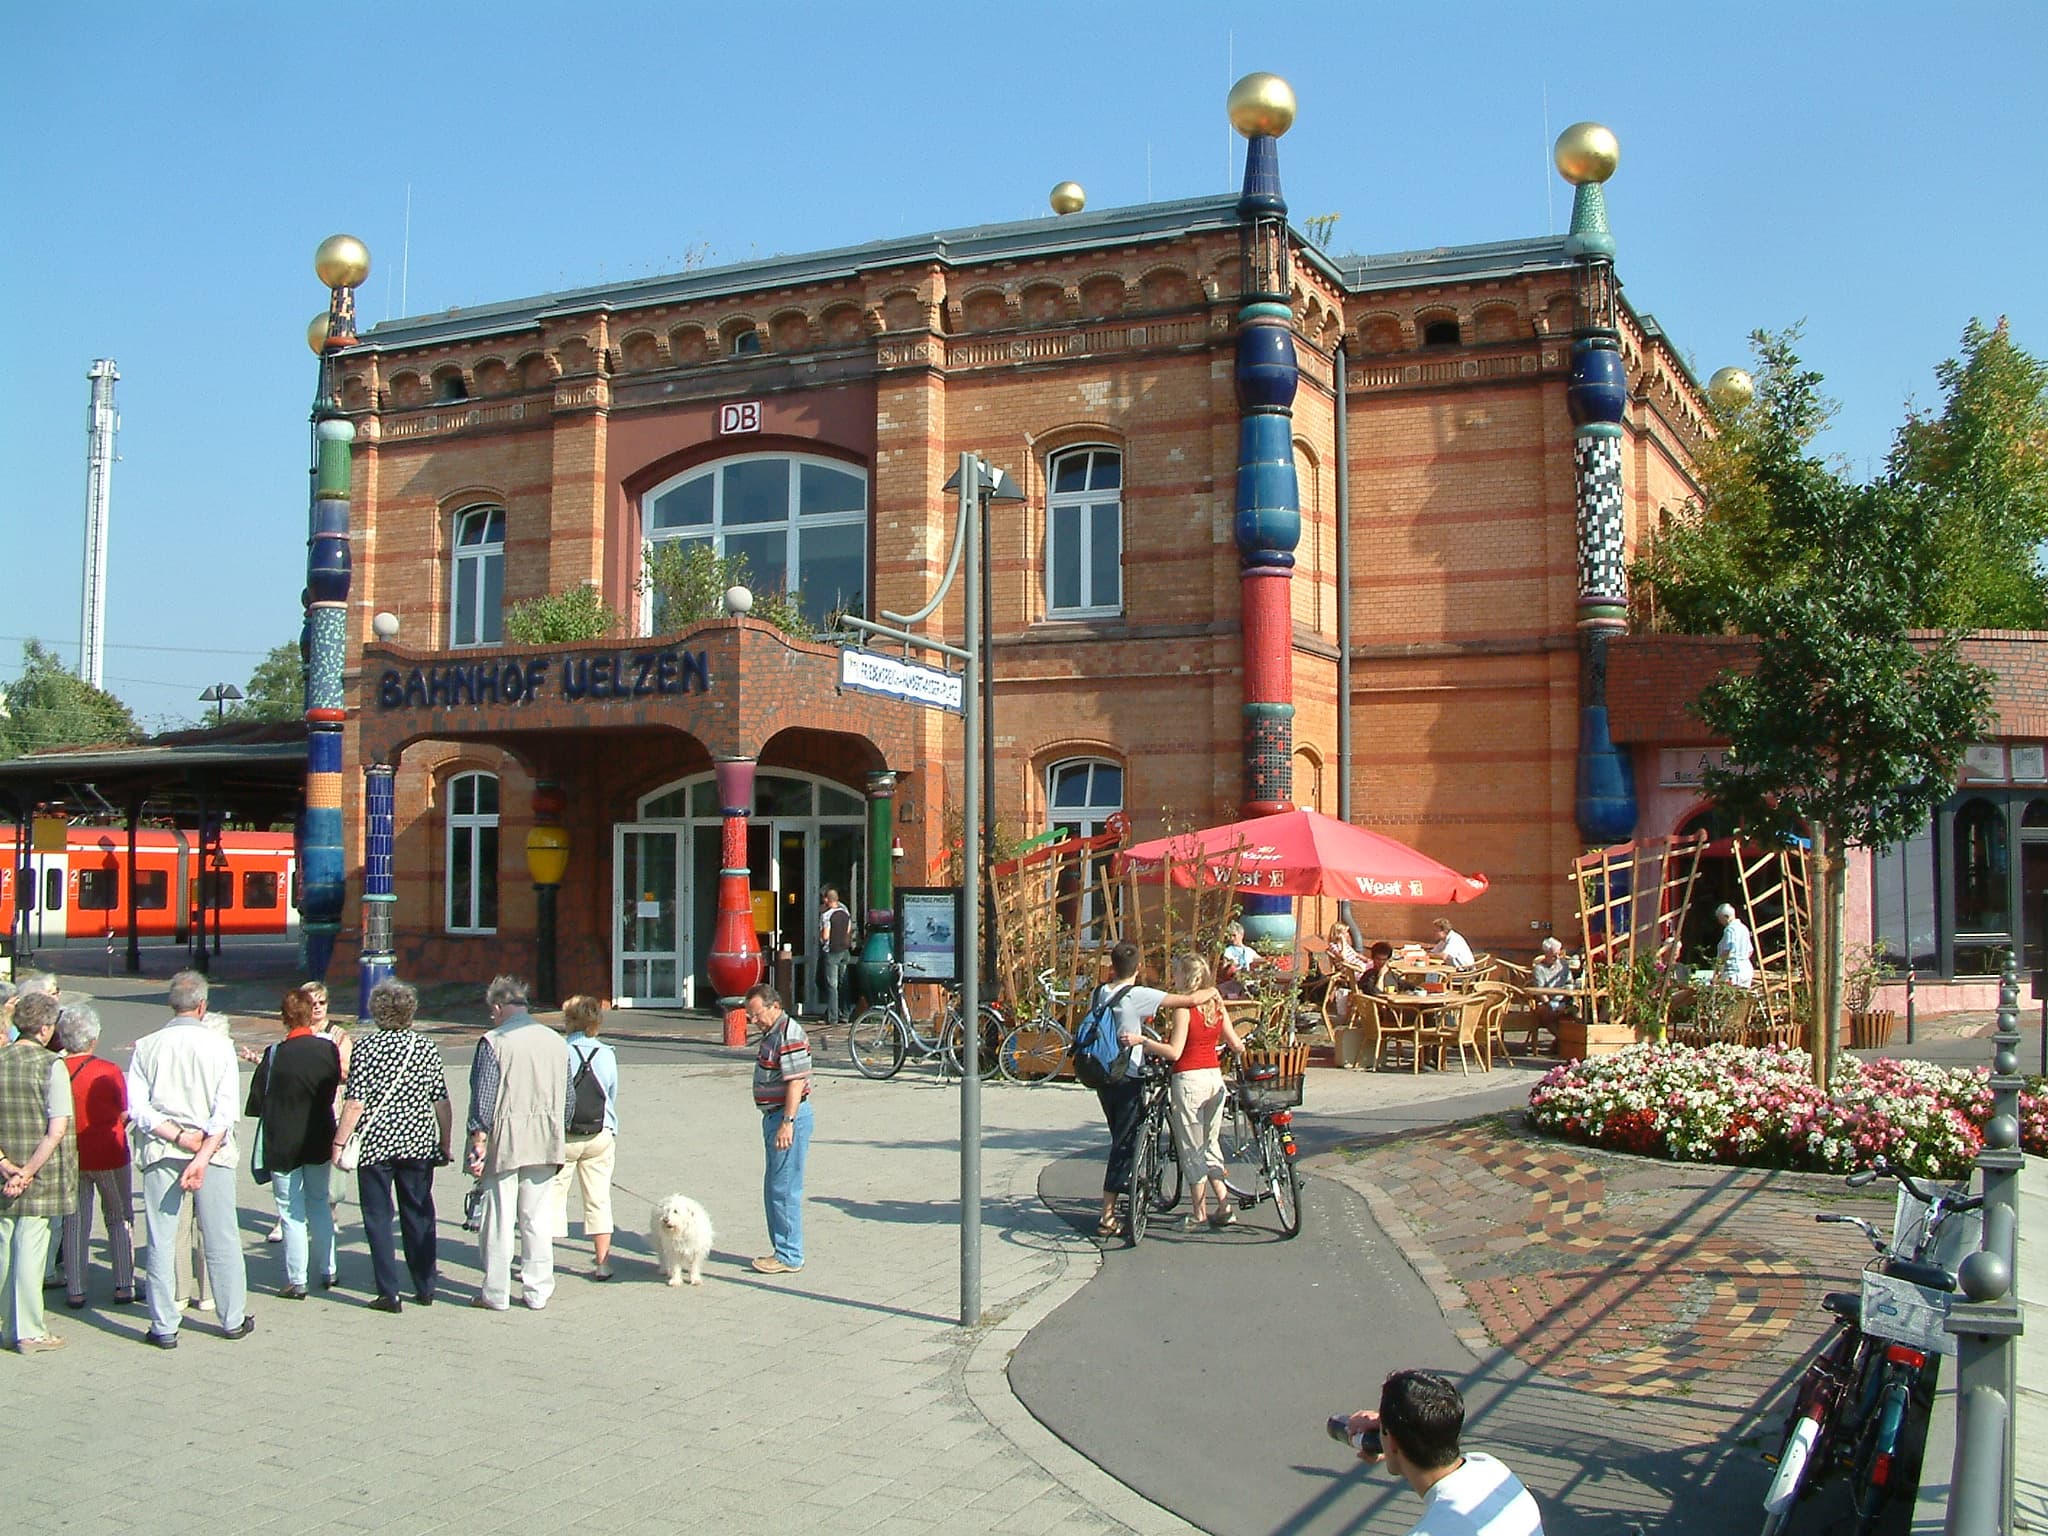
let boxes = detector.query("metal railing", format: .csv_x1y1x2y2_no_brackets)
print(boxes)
1942,953,2028,1534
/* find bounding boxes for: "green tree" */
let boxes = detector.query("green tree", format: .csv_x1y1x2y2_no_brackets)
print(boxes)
641,542,814,638
1888,317,2048,629
1687,454,1994,1084
0,640,142,760
503,584,625,645
232,641,307,723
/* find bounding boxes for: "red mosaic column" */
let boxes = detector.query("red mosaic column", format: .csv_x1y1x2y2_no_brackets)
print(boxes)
705,754,764,1045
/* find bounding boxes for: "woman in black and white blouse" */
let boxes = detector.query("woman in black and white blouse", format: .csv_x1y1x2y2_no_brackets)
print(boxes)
332,980,451,1314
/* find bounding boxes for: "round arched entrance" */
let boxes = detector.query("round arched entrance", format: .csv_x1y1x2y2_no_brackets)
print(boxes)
615,769,865,1007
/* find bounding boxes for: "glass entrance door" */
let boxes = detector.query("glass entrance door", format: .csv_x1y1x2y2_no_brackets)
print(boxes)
614,827,686,1005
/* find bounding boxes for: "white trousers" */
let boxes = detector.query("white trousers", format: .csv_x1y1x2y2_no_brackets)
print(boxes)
477,1165,556,1309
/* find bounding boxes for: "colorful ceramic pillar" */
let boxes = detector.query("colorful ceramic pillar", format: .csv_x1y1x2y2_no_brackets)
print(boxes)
357,762,395,1018
525,779,569,1008
302,234,370,981
705,755,764,1045
1556,126,1638,846
856,770,899,1002
1228,74,1302,948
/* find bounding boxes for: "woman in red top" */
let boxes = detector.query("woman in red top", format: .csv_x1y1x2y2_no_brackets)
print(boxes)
56,1003,134,1306
1140,953,1246,1229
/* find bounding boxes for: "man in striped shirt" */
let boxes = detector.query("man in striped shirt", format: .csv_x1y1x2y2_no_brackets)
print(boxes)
744,983,811,1275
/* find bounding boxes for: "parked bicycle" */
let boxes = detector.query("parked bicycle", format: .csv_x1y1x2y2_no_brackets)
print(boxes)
1123,1060,1183,1245
847,962,1001,1081
994,968,1075,1085
1218,1059,1302,1237
1758,1158,1983,1535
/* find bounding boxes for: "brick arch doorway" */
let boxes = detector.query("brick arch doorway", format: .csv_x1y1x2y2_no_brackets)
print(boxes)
614,767,868,1010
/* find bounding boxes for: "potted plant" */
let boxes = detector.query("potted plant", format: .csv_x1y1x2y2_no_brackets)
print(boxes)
1844,941,1898,1050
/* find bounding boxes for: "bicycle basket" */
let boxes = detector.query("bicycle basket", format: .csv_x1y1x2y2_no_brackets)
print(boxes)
1234,1065,1304,1113
1858,1269,1954,1356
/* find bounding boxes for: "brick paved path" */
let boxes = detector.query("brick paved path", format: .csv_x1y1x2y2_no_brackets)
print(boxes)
1324,1119,1894,1458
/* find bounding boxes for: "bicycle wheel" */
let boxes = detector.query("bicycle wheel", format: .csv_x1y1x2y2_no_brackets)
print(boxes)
1760,1411,1823,1536
998,1017,1072,1084
1848,1370,1913,1535
944,1005,1003,1078
848,1007,906,1080
1127,1116,1156,1246
1222,1095,1258,1165
1262,1122,1302,1237
1151,1107,1183,1213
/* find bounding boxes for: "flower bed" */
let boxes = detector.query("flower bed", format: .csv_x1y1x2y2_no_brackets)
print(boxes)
1527,1042,2047,1180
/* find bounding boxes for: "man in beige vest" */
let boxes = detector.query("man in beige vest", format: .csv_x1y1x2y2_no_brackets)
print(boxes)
466,976,568,1310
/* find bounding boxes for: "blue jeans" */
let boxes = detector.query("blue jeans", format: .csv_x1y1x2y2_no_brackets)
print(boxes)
141,1158,247,1337
273,1162,335,1287
761,1100,812,1267
820,950,853,1024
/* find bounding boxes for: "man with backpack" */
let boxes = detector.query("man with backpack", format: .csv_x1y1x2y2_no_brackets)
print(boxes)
1079,942,1166,1239
817,887,856,1028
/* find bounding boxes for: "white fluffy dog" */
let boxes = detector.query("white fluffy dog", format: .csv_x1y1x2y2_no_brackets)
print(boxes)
649,1194,715,1287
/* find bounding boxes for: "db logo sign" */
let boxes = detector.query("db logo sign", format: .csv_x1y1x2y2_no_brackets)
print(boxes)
718,401,762,435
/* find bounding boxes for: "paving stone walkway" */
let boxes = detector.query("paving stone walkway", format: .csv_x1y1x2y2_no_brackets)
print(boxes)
1322,1119,1900,1486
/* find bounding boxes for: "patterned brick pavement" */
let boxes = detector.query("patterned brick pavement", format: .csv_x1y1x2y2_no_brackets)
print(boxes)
1327,1119,1894,1437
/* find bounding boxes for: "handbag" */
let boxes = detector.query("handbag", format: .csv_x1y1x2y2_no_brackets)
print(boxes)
336,1034,420,1173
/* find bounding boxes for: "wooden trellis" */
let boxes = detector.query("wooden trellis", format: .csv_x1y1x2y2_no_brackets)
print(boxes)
1573,830,1710,1035
988,816,1244,1030
1734,837,1814,1043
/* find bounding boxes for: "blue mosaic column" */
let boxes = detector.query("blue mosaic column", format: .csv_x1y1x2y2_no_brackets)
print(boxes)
1229,73,1303,950
1556,128,1638,846
358,762,396,1017
303,235,370,981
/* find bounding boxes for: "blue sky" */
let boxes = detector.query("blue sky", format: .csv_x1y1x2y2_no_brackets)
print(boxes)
3,1,2042,731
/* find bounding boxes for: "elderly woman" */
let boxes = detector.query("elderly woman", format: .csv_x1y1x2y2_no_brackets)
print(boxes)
0,992,78,1352
334,979,451,1313
246,990,341,1299
551,995,620,1280
1138,954,1247,1230
1526,937,1578,1051
57,1003,134,1307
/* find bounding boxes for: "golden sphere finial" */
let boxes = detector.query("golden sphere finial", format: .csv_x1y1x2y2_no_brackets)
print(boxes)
307,312,334,355
1553,122,1620,185
1227,72,1296,139
314,234,371,290
1708,366,1756,410
1050,181,1086,216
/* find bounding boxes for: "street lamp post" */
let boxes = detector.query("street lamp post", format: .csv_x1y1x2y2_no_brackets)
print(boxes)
939,453,1024,1329
198,683,243,723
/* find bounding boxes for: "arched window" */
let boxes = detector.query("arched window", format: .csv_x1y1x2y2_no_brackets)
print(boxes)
1047,756,1123,937
446,771,500,934
451,505,505,648
1045,447,1122,618
1952,796,2009,936
1422,318,1462,347
642,454,867,631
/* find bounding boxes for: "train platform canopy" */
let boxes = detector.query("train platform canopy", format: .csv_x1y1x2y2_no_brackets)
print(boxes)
0,721,305,828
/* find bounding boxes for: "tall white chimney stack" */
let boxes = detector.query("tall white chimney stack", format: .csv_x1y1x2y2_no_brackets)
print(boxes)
81,359,119,690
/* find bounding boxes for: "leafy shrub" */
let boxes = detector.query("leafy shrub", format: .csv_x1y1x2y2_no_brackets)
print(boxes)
641,542,814,639
503,584,623,644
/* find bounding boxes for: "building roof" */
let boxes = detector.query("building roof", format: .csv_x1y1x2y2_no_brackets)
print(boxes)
0,724,306,825
352,196,1579,353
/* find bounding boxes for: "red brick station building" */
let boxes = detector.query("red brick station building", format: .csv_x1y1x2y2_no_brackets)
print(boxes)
308,100,2043,1015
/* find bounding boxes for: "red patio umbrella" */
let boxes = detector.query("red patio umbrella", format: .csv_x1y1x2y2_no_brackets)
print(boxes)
1116,808,1489,904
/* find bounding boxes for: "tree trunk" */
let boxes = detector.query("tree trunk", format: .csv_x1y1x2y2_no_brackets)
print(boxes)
1809,821,1847,1088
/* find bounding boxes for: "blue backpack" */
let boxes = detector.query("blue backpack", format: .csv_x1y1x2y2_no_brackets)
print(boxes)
1072,983,1136,1090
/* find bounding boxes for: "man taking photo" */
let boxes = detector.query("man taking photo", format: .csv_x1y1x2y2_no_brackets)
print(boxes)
1344,1370,1542,1535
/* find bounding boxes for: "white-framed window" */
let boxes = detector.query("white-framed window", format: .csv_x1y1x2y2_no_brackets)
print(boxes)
1045,447,1122,618
446,771,500,934
642,453,867,632
451,505,506,648
1048,756,1124,936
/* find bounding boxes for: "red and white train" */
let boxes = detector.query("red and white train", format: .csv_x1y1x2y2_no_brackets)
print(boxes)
2,826,299,945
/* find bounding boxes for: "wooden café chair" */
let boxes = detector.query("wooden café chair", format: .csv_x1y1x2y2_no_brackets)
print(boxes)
1364,994,1425,1073
1421,993,1490,1075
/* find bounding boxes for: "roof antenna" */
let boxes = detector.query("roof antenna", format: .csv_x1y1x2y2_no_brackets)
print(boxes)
1542,84,1554,235
401,183,413,317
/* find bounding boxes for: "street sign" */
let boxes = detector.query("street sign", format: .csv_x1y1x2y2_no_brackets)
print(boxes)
838,647,963,714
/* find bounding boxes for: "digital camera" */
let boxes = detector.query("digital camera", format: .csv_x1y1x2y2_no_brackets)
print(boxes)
1326,1415,1382,1455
